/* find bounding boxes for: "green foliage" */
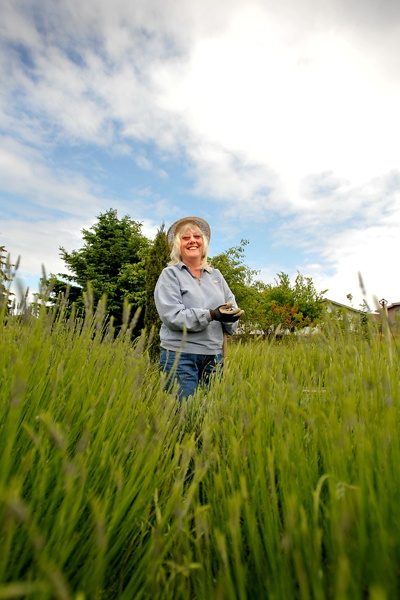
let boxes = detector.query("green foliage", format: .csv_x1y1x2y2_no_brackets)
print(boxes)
144,223,170,362
257,271,327,334
210,240,264,328
1,305,400,598
33,274,82,319
209,243,326,336
49,209,151,330
0,301,180,598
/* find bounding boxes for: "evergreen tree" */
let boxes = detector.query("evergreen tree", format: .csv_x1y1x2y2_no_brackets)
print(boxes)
50,209,151,332
144,223,170,361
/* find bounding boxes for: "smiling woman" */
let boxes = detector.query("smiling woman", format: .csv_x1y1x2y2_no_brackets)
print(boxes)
154,216,244,402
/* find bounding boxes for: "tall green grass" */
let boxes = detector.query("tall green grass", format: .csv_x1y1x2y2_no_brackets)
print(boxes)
1,303,399,599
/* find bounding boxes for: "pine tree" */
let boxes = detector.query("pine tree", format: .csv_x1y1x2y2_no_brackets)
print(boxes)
47,209,151,332
144,223,170,362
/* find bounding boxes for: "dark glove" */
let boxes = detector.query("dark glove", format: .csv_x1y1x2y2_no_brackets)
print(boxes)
210,302,244,322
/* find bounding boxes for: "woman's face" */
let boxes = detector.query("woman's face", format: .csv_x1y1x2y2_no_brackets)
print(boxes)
180,227,203,264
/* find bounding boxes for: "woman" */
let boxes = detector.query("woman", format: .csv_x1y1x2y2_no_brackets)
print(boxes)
154,216,244,401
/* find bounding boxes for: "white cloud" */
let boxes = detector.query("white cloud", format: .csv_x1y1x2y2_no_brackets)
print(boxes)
0,137,104,218
2,216,86,292
310,222,400,309
157,2,400,194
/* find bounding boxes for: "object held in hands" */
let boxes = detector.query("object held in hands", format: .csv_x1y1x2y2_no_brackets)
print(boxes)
210,301,244,322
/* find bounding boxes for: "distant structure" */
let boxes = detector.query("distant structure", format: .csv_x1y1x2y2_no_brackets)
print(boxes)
375,301,400,325
369,301,400,338
322,298,365,317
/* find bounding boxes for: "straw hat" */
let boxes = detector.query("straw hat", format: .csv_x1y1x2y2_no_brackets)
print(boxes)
166,216,211,250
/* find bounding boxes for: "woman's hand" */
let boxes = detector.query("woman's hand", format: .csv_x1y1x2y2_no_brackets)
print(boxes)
210,302,244,322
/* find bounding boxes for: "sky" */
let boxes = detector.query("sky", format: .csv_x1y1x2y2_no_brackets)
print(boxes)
1,0,400,311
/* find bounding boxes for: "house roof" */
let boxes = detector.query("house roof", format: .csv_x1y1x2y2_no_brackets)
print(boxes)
386,302,400,309
322,298,365,315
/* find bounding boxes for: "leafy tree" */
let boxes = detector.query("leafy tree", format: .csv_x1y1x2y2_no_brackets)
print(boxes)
51,209,151,331
258,271,326,334
144,223,170,361
210,240,264,329
291,272,327,324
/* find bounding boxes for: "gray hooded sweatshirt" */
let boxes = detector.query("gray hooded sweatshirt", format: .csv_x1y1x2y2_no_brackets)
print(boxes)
154,262,239,355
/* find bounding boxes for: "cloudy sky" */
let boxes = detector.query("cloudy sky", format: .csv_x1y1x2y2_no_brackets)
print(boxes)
1,0,400,309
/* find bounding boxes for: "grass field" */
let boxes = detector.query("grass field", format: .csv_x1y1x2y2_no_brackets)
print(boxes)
1,302,399,599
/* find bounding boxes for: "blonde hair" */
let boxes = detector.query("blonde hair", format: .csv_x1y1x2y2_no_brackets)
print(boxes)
168,222,211,269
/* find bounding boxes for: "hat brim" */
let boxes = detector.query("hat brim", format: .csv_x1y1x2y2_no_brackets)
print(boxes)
166,216,211,250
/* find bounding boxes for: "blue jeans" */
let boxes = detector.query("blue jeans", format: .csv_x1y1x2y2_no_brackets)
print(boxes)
159,349,223,401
